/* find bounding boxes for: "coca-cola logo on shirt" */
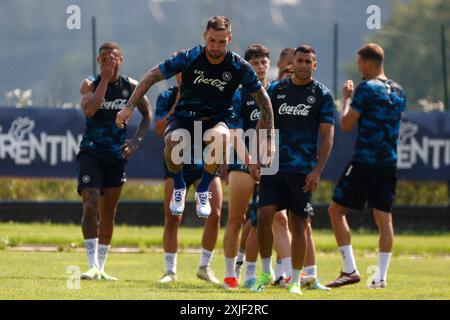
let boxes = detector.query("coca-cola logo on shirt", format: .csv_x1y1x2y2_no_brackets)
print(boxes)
99,99,127,110
278,103,312,116
193,70,228,92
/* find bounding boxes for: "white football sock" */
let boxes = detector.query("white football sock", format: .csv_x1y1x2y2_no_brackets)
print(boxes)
244,261,257,281
164,252,177,274
376,252,392,282
84,238,99,269
303,265,317,279
225,257,237,278
281,257,292,278
97,244,110,272
274,259,285,279
339,245,358,274
199,248,214,268
292,269,302,285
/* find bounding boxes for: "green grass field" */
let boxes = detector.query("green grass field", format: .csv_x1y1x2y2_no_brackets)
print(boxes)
1,223,449,300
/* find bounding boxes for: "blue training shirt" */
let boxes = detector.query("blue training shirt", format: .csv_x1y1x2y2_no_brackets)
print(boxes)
268,78,335,174
158,45,262,121
79,75,132,162
350,78,406,166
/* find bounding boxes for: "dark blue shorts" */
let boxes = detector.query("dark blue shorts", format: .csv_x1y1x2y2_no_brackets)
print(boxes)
77,151,126,195
333,161,397,212
257,172,313,219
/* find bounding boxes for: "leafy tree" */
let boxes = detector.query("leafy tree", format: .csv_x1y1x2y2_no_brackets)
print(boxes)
347,0,450,109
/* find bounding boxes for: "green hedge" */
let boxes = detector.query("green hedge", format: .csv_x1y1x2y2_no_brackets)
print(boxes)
0,178,447,205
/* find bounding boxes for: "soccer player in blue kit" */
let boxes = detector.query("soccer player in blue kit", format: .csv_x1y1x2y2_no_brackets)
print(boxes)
116,16,275,219
250,45,335,295
78,42,152,280
326,43,406,289
224,45,296,290
155,73,222,284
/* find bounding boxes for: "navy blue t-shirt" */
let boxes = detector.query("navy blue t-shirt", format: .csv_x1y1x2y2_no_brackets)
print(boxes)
155,86,178,121
79,75,132,162
228,86,262,165
229,86,261,130
350,78,406,166
268,78,335,174
158,45,262,121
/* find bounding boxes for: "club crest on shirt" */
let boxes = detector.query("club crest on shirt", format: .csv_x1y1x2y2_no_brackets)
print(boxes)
307,95,316,104
222,71,232,81
122,89,129,98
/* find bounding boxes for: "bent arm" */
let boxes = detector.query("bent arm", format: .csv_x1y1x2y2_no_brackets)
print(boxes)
126,66,164,110
80,78,109,118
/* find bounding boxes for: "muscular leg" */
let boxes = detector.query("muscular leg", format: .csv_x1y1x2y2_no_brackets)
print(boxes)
201,177,222,252
257,205,278,264
289,213,308,285
163,178,182,254
97,186,122,274
164,131,184,175
328,201,351,246
272,211,291,259
223,171,255,281
373,209,394,253
81,188,100,273
373,209,394,284
304,219,316,267
272,210,292,280
328,201,359,276
223,171,255,259
196,177,222,284
98,186,122,245
81,188,101,239
161,177,183,280
200,124,230,191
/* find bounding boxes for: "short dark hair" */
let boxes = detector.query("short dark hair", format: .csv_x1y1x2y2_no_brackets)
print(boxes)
295,45,316,57
206,16,231,33
358,43,384,65
245,44,270,61
278,47,295,61
99,42,120,54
